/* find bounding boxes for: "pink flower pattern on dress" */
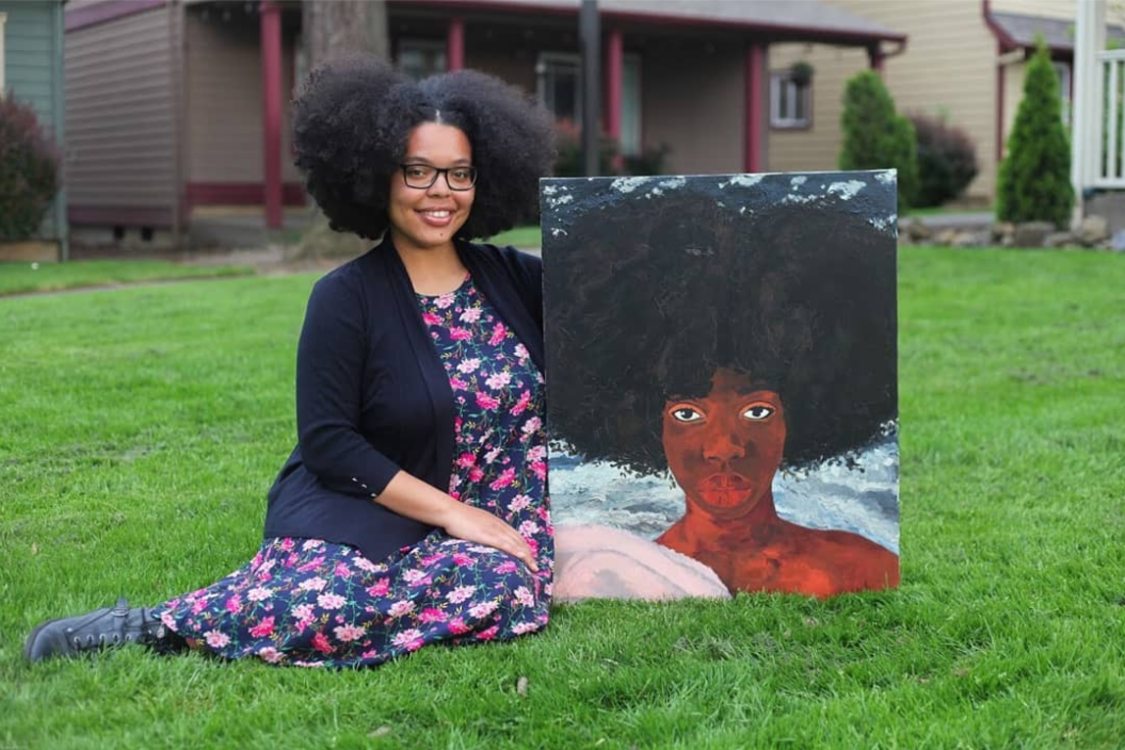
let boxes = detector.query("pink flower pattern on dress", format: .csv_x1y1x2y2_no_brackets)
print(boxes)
152,273,552,668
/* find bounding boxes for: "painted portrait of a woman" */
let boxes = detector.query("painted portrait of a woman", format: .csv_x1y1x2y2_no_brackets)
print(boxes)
542,177,899,599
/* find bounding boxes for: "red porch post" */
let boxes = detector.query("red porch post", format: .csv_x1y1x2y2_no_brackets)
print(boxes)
260,0,283,229
604,29,623,140
447,18,465,71
744,42,765,173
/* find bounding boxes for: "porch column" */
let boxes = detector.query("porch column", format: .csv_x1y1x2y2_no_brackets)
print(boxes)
447,18,465,71
1071,0,1106,224
260,0,283,229
744,42,766,173
604,29,623,141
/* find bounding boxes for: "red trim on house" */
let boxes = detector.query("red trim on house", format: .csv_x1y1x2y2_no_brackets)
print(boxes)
261,1,284,230
388,1,905,45
981,0,1018,52
65,0,165,32
868,45,885,72
185,183,306,207
745,43,765,173
605,30,623,140
447,18,465,71
69,206,175,227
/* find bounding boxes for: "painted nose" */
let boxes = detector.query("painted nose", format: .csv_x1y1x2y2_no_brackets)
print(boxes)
703,427,746,463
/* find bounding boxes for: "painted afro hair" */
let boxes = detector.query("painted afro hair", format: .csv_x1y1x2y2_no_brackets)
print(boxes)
545,196,898,475
292,54,555,240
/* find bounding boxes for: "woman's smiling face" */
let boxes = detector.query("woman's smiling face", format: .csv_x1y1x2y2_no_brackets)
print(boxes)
387,121,475,254
662,367,786,519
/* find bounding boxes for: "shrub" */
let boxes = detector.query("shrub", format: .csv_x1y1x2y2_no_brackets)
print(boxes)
909,113,979,207
622,143,671,176
552,119,619,177
0,96,61,240
996,42,1073,227
839,70,919,210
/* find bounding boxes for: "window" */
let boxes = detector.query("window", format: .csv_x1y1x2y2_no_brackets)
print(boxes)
398,39,446,81
1052,61,1071,125
0,13,7,94
536,52,581,123
770,71,811,129
536,52,643,155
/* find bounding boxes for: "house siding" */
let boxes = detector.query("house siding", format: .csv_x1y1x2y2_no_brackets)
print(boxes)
767,43,869,174
65,2,177,224
642,40,744,175
1,1,66,242
770,0,998,200
184,10,301,187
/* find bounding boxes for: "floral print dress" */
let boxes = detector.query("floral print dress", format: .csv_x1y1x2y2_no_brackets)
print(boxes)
152,274,553,667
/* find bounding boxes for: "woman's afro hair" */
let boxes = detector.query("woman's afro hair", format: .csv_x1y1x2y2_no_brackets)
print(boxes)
292,55,555,240
545,196,898,475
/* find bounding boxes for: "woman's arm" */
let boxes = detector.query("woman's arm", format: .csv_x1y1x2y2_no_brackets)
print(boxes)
296,271,536,570
377,471,537,572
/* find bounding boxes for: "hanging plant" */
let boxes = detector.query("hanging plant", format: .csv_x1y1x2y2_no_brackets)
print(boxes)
790,60,815,86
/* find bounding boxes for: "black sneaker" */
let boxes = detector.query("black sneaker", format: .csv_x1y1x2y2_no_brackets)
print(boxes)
24,598,170,662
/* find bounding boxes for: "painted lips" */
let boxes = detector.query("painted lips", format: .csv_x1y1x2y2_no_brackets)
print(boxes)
697,473,754,507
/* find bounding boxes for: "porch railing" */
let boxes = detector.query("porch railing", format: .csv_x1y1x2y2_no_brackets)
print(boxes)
1095,49,1125,188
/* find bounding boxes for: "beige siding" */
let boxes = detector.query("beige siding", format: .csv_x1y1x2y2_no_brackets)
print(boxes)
184,11,299,185
65,3,177,210
642,41,744,175
992,0,1074,21
767,43,869,173
771,0,999,200
1002,57,1027,152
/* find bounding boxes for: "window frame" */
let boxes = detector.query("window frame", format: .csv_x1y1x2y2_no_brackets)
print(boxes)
0,12,8,95
536,51,582,123
396,38,448,81
769,70,812,130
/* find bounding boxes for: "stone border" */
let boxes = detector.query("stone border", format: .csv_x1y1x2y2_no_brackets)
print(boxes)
899,214,1123,251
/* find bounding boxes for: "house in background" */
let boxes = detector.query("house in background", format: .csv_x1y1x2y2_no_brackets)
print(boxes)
62,0,904,246
769,0,1125,205
0,0,68,261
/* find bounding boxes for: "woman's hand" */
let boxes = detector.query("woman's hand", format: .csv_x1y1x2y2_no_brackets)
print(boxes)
441,503,539,573
374,470,538,573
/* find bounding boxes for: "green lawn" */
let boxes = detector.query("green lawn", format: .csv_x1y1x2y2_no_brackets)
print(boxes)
0,259,255,296
485,225,542,248
2,248,1123,749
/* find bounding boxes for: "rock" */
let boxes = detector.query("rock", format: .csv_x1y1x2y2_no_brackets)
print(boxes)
952,231,988,248
934,229,958,245
991,221,1015,243
1077,215,1110,246
1012,221,1055,247
1044,231,1077,248
906,218,931,242
1109,229,1125,252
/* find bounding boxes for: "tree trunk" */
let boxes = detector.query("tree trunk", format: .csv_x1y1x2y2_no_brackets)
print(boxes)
297,1,391,259
302,0,390,69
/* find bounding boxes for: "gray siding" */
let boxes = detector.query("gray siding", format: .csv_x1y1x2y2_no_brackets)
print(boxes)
65,2,177,221
1,0,66,241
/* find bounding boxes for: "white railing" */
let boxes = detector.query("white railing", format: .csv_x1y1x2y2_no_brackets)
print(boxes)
1095,49,1125,188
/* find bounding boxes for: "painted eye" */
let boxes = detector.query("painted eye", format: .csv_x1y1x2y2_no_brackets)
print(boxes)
742,405,775,421
670,406,705,423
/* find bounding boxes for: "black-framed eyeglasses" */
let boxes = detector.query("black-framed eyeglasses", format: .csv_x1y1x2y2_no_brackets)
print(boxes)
400,164,478,191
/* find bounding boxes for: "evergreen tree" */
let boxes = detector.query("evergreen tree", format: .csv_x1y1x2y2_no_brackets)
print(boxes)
996,42,1074,227
839,70,919,210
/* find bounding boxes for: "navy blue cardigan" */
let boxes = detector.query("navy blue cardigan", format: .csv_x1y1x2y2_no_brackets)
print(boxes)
263,238,545,564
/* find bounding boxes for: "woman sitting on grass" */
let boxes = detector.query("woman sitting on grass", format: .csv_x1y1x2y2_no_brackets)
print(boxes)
551,199,900,599
26,56,556,666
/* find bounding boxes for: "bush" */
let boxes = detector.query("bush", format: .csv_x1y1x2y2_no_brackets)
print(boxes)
0,96,61,240
552,119,618,177
996,42,1073,227
909,113,979,207
839,70,919,210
